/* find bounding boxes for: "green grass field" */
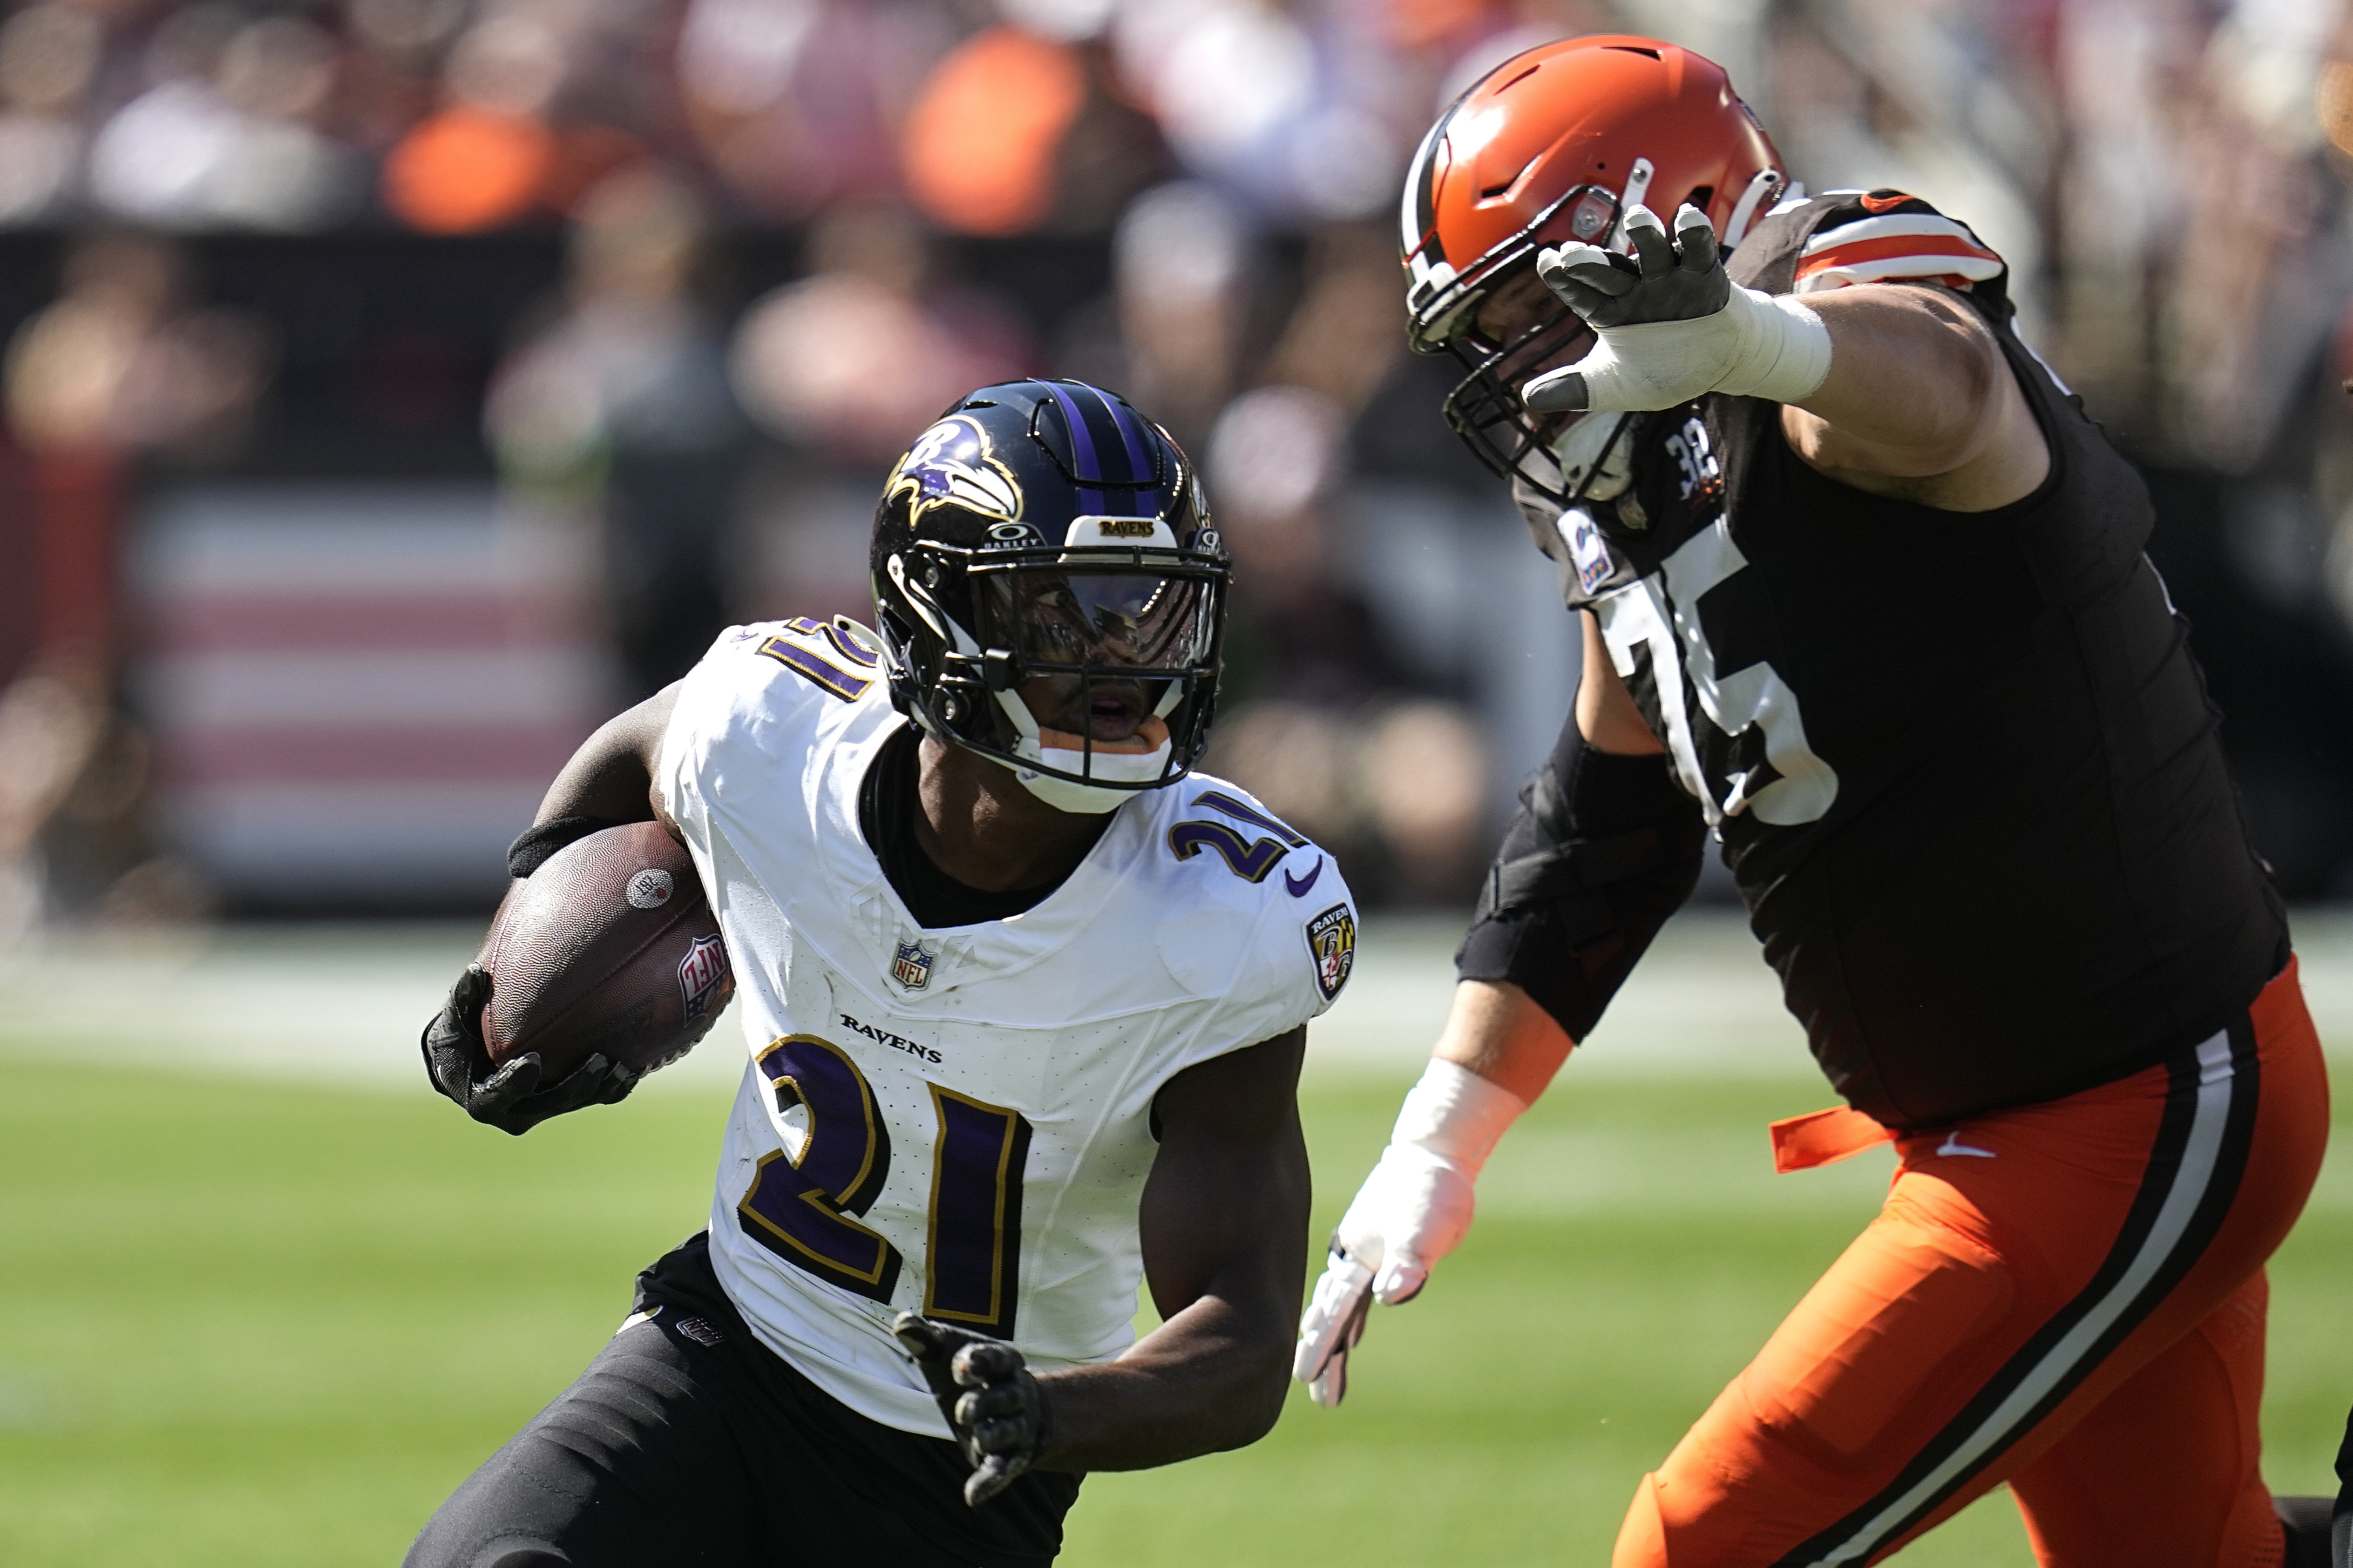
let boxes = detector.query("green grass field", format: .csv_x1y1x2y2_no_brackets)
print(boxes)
2,1057,2346,1566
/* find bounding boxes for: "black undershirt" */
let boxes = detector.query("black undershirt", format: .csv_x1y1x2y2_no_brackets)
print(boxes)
859,724,1072,928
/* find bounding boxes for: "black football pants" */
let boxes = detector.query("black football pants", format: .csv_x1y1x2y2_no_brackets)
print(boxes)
403,1233,1079,1568
2335,1404,2353,1568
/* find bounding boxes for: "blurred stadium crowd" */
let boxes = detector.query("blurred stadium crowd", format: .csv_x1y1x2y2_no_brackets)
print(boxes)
2,0,2353,930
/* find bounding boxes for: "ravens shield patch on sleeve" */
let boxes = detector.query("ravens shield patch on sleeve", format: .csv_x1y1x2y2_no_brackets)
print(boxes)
1305,905,1356,1002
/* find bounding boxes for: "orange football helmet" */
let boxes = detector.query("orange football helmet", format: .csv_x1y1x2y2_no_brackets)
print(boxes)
1400,35,1787,502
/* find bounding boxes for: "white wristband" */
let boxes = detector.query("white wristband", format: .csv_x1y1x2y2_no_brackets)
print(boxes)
1714,286,1833,403
1392,1058,1529,1181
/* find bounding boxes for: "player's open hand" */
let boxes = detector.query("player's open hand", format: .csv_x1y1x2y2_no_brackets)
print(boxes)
1291,1143,1476,1406
1540,201,1729,332
1523,203,1830,414
419,965,639,1135
894,1313,1052,1507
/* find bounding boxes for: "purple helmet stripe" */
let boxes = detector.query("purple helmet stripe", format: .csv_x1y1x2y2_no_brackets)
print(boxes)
1090,384,1164,516
1042,381,1107,514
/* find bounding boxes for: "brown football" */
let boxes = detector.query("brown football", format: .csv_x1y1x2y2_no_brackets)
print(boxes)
477,822,735,1080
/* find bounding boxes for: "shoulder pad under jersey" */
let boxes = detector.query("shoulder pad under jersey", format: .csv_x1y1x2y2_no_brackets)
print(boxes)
1729,189,2009,317
721,616,888,707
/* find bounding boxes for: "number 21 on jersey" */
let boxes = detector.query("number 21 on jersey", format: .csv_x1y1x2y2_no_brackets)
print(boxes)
737,1035,1031,1338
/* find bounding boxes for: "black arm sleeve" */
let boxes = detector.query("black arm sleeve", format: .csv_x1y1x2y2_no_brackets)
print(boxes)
507,815,625,879
1454,709,1707,1043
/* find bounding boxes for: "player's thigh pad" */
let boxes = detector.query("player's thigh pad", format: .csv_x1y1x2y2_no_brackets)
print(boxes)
1616,963,2326,1568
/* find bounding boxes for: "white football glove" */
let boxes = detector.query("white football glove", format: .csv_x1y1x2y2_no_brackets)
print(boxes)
1523,203,1831,414
1293,1060,1527,1406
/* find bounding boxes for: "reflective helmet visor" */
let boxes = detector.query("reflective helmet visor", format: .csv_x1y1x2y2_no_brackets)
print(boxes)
984,569,1215,671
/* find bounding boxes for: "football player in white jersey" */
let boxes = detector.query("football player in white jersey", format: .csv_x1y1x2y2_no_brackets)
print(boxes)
410,379,1357,1568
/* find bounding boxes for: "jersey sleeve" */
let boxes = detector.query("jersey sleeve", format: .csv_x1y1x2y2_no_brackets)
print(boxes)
1205,843,1359,1058
657,617,886,857
1454,704,1705,1044
1732,189,2010,313
1146,780,1359,1062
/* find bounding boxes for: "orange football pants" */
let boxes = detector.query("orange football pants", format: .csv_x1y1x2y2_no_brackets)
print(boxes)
1614,960,2329,1568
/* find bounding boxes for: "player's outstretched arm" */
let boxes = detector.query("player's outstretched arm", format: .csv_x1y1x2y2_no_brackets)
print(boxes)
1777,284,2048,509
1295,647,1702,1402
418,683,683,1133
1522,202,2047,511
1291,983,1554,1404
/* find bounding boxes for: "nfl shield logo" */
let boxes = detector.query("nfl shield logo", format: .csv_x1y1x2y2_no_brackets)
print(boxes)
891,940,936,991
677,934,729,1023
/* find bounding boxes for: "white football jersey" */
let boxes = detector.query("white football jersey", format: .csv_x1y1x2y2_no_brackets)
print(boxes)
657,617,1356,1438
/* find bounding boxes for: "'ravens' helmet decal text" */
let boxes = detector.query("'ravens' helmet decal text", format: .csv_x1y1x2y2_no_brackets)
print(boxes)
888,415,1024,528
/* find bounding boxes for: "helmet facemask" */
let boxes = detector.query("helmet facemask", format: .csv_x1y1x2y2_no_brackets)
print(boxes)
1409,175,1636,510
881,523,1227,815
1439,280,1608,509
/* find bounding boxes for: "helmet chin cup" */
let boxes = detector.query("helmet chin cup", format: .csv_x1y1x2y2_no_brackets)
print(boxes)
1011,736,1175,812
996,688,1174,814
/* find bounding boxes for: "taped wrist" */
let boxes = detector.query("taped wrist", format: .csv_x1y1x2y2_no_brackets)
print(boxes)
1392,1059,1527,1181
1555,286,1831,412
1457,729,1705,1042
1714,286,1832,403
507,815,622,879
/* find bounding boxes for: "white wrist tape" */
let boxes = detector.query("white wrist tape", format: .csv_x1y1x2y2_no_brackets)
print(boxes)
1567,286,1832,412
1392,1058,1529,1181
1714,287,1834,402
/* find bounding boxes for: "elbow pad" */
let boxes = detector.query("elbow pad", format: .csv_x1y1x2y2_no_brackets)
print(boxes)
1456,729,1705,1043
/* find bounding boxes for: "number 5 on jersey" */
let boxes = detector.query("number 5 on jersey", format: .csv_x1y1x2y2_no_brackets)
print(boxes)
739,1035,1031,1338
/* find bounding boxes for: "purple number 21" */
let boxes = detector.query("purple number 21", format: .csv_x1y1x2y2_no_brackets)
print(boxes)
739,1036,1031,1338
1167,789,1308,883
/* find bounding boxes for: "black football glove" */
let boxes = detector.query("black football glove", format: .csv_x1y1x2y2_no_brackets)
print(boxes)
893,1313,1053,1507
1537,201,1729,330
1523,203,1833,415
419,964,640,1135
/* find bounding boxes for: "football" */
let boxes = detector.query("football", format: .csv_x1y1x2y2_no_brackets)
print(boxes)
477,822,735,1080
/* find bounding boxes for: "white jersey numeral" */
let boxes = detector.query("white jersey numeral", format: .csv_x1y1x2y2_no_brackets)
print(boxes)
1594,518,1838,826
1663,417,1720,500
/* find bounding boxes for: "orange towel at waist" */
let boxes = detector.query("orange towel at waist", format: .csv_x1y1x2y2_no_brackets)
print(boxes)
1769,1104,1894,1173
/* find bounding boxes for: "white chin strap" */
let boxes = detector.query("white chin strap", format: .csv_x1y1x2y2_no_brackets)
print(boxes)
993,688,1176,813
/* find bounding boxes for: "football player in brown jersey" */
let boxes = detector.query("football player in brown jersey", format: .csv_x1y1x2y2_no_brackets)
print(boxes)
1295,34,2332,1568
